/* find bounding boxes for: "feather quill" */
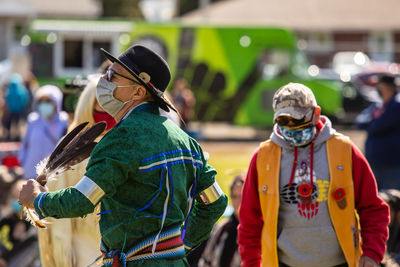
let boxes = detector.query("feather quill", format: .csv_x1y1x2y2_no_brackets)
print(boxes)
25,121,106,228
46,121,89,166
37,121,106,185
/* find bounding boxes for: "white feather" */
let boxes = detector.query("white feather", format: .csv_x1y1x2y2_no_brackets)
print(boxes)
25,207,47,228
28,157,75,228
34,157,71,184
35,157,48,176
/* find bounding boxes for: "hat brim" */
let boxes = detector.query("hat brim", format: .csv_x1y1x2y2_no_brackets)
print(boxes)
100,48,169,111
273,106,313,121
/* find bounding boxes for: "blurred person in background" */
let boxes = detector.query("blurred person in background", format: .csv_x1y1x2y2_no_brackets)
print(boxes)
198,173,244,267
18,85,68,179
0,167,16,216
38,74,116,267
239,83,389,267
0,179,40,267
356,74,400,190
0,165,24,217
2,73,29,141
159,91,182,127
23,71,40,116
379,189,400,267
171,78,196,131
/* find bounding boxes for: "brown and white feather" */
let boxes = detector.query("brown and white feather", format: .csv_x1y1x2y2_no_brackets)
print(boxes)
25,121,106,228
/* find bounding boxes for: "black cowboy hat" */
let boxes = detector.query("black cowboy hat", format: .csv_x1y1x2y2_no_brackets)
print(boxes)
100,45,171,111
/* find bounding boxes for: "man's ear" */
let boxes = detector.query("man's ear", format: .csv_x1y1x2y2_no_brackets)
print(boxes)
131,85,147,100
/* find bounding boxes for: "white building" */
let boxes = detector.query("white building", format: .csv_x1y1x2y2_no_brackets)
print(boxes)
0,0,36,82
0,0,129,79
181,0,400,67
31,19,134,77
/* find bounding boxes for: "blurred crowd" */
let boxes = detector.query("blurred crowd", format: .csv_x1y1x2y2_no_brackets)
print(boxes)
0,65,399,267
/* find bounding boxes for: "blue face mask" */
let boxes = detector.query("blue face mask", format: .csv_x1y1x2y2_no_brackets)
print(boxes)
278,125,315,147
38,102,54,118
11,199,21,214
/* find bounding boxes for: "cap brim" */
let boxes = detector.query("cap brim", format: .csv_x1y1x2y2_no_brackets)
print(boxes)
100,48,169,110
273,106,312,121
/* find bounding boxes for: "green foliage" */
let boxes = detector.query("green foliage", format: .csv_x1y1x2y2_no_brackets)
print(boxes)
37,77,70,88
28,32,48,43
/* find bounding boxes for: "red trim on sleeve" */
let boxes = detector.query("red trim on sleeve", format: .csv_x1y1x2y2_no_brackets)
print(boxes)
316,119,324,131
238,149,263,267
352,142,389,263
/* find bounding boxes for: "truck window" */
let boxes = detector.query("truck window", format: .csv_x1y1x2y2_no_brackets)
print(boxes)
258,49,290,80
292,51,310,79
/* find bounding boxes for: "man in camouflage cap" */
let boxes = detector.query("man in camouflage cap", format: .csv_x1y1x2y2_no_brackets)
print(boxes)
238,83,389,267
273,82,317,121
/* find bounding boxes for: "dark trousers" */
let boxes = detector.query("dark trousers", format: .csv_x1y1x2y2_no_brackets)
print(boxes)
371,164,400,190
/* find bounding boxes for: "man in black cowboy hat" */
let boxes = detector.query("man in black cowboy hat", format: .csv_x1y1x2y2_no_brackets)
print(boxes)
18,44,228,266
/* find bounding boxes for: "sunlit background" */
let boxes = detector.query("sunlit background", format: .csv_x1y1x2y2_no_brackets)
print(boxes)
0,0,397,196
1,0,399,127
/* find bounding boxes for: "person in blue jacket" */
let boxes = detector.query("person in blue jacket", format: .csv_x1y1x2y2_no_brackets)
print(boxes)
356,74,400,190
2,73,29,140
18,85,68,179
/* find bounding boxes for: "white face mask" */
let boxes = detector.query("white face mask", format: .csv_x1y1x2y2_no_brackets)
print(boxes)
96,77,133,117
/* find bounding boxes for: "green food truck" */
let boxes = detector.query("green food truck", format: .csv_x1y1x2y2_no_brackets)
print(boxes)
29,20,344,127
128,23,344,127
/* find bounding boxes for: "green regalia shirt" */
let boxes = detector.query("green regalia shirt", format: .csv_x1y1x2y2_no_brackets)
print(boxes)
34,103,227,266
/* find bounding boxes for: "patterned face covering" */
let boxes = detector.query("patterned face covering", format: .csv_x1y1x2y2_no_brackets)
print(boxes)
278,125,315,147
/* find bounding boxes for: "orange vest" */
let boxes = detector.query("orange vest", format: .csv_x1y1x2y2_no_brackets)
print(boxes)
256,135,362,267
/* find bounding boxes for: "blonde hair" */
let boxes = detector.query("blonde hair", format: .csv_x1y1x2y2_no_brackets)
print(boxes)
68,75,100,132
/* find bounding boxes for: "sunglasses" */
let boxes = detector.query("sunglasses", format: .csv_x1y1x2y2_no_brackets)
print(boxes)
106,69,140,85
276,108,315,130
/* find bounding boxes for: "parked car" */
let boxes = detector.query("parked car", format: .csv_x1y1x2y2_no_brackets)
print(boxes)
332,51,371,79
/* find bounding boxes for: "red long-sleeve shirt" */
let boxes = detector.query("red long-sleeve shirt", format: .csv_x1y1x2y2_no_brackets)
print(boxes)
238,142,389,266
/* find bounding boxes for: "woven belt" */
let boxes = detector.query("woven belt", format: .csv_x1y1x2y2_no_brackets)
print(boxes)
101,226,185,267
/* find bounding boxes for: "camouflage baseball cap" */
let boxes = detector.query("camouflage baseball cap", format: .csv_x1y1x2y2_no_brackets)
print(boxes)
272,83,318,121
